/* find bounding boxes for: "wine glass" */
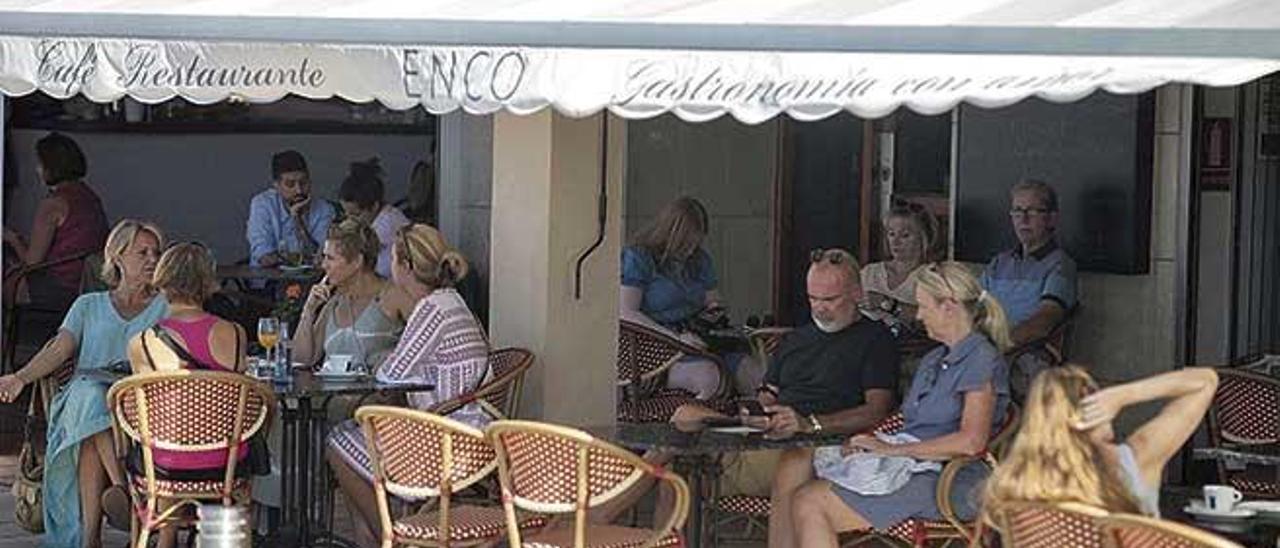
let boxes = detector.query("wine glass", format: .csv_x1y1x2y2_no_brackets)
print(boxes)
257,317,280,370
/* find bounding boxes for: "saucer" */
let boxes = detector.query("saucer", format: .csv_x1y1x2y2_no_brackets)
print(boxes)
315,369,365,381
1237,500,1280,518
1184,501,1256,521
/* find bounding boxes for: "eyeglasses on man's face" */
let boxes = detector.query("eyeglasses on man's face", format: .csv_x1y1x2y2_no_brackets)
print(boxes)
1008,207,1051,219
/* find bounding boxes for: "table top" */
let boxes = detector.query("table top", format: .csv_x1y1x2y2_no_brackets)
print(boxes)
217,264,322,282
263,369,434,398
585,421,846,456
1162,486,1280,547
1193,445,1280,467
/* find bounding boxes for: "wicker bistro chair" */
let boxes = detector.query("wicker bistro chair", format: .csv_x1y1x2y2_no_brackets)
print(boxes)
1101,513,1244,548
355,406,546,547
616,320,732,423
433,347,535,420
107,370,274,548
988,501,1110,548
1207,368,1280,499
2,250,99,372
487,420,690,548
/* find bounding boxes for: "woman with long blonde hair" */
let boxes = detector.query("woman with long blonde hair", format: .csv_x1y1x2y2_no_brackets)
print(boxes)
982,365,1218,522
861,200,941,325
789,262,1013,548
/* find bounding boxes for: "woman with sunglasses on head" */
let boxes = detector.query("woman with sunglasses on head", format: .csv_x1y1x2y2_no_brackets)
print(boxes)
0,220,169,548
123,242,249,548
324,224,492,547
861,200,940,328
789,262,1013,548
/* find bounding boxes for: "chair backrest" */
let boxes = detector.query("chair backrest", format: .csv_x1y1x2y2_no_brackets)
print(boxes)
873,412,906,436
617,320,697,395
487,420,690,547
478,347,534,418
1102,513,1243,548
1209,368,1280,445
108,370,273,490
355,405,497,501
995,501,1108,548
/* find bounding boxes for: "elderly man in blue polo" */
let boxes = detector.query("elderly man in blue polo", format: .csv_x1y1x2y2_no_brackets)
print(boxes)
980,179,1077,397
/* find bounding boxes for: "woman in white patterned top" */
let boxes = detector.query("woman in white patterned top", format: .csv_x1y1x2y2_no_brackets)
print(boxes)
325,224,491,546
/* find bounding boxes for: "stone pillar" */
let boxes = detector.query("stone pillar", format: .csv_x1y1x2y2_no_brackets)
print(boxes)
488,111,624,425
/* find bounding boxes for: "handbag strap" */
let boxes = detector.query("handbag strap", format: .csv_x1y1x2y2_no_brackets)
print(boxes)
150,326,221,371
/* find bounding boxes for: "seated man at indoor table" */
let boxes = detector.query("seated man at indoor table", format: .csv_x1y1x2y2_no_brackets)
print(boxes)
981,179,1077,396
622,248,900,546
246,149,336,268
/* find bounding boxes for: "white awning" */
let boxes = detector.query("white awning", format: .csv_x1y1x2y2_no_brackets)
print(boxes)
2,0,1279,123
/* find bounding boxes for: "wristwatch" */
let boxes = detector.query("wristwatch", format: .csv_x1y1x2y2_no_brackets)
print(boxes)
807,414,823,433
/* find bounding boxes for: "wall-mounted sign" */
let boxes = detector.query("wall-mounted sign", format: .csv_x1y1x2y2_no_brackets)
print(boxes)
1200,117,1233,190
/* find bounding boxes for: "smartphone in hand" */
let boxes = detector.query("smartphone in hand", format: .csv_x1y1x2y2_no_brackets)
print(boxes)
740,400,773,417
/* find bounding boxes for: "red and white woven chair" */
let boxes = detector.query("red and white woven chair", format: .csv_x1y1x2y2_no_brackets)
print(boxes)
1208,368,1280,499
616,320,731,423
988,501,1109,548
356,405,546,547
1101,513,1243,548
433,347,535,420
107,370,274,548
487,420,690,548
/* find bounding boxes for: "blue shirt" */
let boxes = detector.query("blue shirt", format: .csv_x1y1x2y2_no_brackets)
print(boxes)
980,240,1077,324
620,245,718,328
246,188,337,267
902,332,1010,441
61,291,169,371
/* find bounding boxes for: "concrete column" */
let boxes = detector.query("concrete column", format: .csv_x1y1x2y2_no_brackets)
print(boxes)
488,111,624,425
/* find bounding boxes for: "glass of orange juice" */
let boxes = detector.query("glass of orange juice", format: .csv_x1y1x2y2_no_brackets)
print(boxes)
257,317,280,366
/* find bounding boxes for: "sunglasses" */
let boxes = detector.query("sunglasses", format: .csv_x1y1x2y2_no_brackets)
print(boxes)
810,248,850,265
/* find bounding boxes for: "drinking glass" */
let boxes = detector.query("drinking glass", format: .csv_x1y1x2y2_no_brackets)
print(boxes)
257,317,280,366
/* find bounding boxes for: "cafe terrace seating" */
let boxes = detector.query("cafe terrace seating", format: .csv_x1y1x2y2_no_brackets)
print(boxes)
616,320,733,423
1207,368,1280,499
1102,513,1244,548
107,370,274,547
355,405,547,547
713,406,1020,548
487,420,690,548
988,501,1110,548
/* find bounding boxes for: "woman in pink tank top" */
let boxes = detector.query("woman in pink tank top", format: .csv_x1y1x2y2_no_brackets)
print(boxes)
3,133,108,307
125,242,249,548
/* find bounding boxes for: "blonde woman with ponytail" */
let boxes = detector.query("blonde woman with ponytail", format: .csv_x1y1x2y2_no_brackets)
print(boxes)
324,223,492,546
790,262,1013,548
982,364,1218,523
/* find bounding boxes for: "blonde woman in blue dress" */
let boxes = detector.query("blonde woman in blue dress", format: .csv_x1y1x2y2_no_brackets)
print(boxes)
0,220,169,547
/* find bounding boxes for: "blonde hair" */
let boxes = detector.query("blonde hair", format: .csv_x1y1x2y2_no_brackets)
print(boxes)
100,219,165,288
327,218,380,270
981,365,1141,527
393,224,468,289
883,200,941,262
152,242,218,304
632,196,709,266
914,262,1013,352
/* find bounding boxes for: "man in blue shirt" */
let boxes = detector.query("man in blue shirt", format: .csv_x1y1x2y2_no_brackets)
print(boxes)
980,179,1077,345
245,150,336,267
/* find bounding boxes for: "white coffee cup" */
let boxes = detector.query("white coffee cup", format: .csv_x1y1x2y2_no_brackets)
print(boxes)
324,354,353,373
1204,484,1243,512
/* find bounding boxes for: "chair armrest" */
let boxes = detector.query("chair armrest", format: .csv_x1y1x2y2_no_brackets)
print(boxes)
4,249,96,284
934,452,997,543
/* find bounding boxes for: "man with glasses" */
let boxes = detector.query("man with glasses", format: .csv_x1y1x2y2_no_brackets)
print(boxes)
981,179,1078,393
